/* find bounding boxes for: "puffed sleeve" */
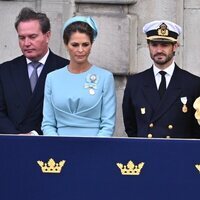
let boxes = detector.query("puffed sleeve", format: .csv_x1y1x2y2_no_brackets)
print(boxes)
41,74,58,135
98,72,116,136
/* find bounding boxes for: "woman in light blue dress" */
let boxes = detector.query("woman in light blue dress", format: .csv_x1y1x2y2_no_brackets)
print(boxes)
41,16,116,137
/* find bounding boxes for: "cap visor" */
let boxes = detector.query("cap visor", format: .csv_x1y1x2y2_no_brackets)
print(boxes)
147,36,177,43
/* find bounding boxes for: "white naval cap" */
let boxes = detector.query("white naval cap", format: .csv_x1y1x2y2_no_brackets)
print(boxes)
143,20,182,42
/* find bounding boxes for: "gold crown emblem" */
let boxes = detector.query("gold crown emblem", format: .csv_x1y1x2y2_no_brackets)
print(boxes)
116,160,144,175
195,164,200,172
158,23,169,36
37,158,66,173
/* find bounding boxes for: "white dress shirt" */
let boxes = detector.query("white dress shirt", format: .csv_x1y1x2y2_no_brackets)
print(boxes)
153,61,175,90
26,49,49,78
25,49,50,135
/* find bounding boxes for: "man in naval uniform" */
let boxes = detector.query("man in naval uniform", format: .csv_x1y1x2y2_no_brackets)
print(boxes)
122,20,200,138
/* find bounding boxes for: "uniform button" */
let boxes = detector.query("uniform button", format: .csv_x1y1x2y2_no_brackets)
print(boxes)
166,136,170,139
168,125,173,129
149,123,154,128
148,134,153,138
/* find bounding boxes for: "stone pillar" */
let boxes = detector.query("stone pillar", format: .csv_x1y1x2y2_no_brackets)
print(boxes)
184,1,200,76
0,0,35,62
39,0,75,57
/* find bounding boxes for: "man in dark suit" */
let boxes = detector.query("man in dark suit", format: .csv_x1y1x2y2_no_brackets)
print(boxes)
122,20,200,138
0,7,69,135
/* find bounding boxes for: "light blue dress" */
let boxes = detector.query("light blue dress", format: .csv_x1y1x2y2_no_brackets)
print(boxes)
42,65,116,137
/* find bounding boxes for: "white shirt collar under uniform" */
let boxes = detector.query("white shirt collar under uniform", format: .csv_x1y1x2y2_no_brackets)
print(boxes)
153,61,175,89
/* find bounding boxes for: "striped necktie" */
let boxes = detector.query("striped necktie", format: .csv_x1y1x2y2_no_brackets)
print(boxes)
30,62,41,92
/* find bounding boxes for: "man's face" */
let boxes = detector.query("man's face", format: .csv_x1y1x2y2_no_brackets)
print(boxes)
148,41,178,69
17,20,50,61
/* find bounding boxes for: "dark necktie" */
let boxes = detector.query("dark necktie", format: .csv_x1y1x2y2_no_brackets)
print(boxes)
30,62,41,92
158,71,166,98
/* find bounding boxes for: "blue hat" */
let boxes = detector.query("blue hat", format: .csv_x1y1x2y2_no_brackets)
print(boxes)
63,16,98,39
143,20,182,42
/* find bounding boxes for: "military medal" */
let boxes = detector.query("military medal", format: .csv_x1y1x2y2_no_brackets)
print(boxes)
141,107,145,114
182,104,188,113
181,97,188,113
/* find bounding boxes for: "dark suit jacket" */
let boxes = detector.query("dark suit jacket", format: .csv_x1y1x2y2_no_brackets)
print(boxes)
122,64,200,138
0,50,69,134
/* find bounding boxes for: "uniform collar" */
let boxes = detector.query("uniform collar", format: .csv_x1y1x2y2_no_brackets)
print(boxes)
153,61,175,77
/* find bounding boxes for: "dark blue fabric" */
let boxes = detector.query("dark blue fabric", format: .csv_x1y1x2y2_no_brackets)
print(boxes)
0,135,199,200
0,51,68,134
123,64,200,138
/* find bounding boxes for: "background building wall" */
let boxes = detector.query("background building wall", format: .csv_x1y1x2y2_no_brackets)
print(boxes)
0,0,199,137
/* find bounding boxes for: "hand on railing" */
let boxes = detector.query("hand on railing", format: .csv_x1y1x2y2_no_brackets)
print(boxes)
18,130,39,136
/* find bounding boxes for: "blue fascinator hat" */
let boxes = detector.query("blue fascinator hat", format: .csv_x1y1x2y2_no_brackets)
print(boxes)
63,16,98,39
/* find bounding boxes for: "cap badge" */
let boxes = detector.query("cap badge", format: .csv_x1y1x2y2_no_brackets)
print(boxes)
158,23,169,36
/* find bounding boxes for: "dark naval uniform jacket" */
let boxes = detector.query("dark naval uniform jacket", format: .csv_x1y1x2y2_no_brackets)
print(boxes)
0,50,69,135
122,64,200,138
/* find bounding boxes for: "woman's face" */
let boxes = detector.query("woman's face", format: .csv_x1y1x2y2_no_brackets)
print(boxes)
66,31,92,65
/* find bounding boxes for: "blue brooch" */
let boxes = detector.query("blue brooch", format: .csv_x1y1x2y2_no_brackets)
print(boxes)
84,74,99,95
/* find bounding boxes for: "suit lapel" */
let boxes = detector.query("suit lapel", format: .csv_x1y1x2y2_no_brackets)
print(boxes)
25,51,59,113
142,67,161,112
151,65,182,121
11,56,32,108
